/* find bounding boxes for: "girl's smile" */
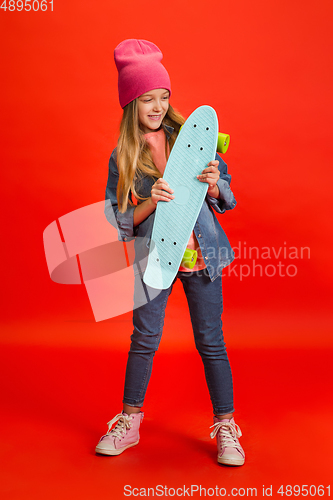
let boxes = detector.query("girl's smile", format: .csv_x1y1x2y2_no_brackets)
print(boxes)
148,114,162,121
138,88,170,133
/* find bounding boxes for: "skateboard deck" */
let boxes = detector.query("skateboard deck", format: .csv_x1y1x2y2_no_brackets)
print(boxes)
143,105,218,290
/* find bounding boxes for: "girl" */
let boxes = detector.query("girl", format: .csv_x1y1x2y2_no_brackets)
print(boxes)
95,39,245,466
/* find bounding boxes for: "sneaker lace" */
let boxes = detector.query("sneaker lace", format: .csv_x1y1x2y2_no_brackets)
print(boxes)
209,420,242,449
102,413,132,440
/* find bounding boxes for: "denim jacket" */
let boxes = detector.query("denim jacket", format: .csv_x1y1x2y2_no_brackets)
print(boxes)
105,125,237,281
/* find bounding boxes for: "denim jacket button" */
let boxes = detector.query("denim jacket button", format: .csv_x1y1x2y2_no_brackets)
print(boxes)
198,234,201,238
205,256,208,260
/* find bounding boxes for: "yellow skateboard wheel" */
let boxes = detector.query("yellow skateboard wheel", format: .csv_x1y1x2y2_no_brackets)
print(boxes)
217,133,230,154
181,248,198,269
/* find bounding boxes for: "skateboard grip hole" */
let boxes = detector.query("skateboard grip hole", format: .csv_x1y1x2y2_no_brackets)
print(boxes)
194,124,197,127
168,262,172,265
187,144,191,147
174,242,177,245
206,127,209,130
161,238,164,242
200,147,203,151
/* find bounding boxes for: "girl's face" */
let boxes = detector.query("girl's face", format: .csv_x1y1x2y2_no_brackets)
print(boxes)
137,88,170,134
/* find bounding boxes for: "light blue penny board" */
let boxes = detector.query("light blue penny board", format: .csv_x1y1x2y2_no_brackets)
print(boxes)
143,105,218,290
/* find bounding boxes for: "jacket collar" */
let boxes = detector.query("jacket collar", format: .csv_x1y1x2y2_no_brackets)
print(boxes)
163,124,174,139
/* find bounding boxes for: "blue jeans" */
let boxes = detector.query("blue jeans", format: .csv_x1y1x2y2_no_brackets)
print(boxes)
123,270,234,415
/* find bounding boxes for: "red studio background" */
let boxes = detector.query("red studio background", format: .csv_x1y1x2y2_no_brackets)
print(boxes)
1,1,333,499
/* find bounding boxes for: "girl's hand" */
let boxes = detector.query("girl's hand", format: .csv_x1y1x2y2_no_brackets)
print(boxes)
151,178,175,206
197,160,220,197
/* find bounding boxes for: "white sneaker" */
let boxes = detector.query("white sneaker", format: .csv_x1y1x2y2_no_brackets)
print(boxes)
95,411,144,456
210,417,245,466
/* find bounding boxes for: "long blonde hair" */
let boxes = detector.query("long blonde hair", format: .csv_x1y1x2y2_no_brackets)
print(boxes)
116,99,185,213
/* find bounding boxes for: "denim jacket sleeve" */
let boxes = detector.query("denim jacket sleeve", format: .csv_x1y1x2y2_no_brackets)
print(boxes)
105,148,136,241
206,152,237,214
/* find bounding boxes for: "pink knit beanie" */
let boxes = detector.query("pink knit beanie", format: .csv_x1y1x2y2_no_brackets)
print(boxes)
114,39,171,109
